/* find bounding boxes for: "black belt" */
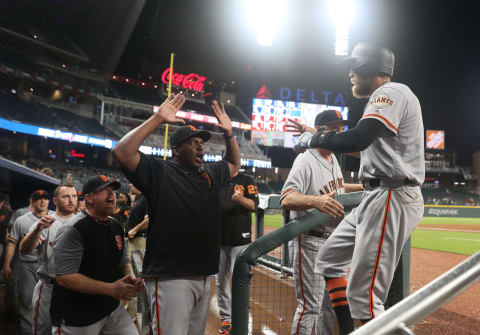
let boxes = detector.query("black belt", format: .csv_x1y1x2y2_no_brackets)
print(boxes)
305,230,331,239
362,178,417,189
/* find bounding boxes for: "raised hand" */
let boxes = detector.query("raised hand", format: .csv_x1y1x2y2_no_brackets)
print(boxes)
153,94,186,124
211,101,233,136
285,118,317,136
35,215,56,232
231,189,243,202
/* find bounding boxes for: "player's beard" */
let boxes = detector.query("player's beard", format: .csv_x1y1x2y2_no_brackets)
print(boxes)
352,76,375,99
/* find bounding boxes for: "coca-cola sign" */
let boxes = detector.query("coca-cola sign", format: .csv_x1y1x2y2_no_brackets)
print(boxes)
161,68,207,92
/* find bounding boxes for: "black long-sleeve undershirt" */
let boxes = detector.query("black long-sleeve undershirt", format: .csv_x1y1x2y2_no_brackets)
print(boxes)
310,118,393,153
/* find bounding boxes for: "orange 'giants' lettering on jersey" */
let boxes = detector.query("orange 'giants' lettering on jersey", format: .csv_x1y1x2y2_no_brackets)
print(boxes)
319,178,344,195
247,185,259,195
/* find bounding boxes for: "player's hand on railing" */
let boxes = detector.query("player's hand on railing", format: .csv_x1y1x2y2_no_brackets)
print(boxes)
153,94,186,124
314,192,344,218
110,275,138,300
211,101,233,136
285,118,316,136
293,132,313,153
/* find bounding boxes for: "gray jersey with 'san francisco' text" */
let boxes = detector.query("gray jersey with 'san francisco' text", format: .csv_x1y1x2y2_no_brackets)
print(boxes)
280,149,345,233
359,81,425,185
28,214,68,278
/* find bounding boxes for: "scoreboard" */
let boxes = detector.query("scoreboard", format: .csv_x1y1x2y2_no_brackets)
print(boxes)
251,98,348,147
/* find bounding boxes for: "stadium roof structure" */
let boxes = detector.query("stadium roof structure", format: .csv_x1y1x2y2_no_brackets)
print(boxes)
0,157,60,209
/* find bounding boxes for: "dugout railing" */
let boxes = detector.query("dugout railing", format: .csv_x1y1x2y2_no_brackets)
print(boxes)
349,249,480,335
231,192,366,335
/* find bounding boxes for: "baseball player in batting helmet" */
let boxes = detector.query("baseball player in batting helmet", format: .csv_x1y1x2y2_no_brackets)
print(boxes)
290,42,424,334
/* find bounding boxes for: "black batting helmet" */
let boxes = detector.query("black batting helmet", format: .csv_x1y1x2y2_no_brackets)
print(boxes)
342,43,395,77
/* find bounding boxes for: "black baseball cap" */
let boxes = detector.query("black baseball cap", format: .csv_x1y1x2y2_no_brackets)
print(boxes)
314,110,352,128
31,190,49,201
170,125,211,148
82,175,121,194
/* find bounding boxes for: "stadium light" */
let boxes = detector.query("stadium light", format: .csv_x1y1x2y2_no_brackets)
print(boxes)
245,0,285,46
328,0,355,56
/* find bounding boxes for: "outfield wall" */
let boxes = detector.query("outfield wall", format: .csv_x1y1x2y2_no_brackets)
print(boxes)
424,205,480,218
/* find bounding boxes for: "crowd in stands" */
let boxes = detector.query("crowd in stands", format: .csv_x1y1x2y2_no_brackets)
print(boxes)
422,186,480,206
0,93,117,140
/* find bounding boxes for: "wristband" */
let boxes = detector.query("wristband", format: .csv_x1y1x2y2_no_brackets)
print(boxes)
224,134,234,140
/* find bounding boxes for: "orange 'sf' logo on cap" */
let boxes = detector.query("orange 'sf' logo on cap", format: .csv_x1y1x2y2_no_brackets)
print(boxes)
188,125,197,131
335,111,342,119
39,190,44,195
100,175,109,182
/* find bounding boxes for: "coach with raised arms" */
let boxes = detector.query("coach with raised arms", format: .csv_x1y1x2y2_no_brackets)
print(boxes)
113,93,241,335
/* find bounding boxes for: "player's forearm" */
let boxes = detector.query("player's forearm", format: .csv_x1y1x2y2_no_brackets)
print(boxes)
19,229,41,256
133,217,149,233
2,242,16,268
224,136,241,175
123,263,135,278
113,115,163,171
236,197,256,212
310,119,386,153
344,183,364,193
56,273,115,297
281,192,319,211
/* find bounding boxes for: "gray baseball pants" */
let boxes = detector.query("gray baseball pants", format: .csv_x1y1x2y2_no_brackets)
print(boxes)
51,302,138,335
145,276,212,335
18,260,38,335
215,245,247,323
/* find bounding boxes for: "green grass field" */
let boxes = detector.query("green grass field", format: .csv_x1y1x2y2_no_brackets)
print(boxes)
257,214,480,255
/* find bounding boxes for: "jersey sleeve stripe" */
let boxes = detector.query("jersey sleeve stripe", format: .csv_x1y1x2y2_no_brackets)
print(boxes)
362,114,398,133
280,188,296,202
8,236,17,243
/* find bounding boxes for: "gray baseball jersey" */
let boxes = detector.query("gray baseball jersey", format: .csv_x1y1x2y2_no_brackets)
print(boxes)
315,81,425,320
281,149,345,334
28,213,67,278
281,149,345,233
29,214,68,335
359,81,425,185
9,211,54,262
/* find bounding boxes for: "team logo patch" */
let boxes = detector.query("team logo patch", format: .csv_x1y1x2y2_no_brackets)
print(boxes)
115,235,123,250
201,172,212,189
335,111,342,119
188,125,197,131
100,175,109,182
370,93,394,108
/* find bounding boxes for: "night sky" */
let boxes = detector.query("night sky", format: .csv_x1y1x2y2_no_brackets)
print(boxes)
71,0,480,167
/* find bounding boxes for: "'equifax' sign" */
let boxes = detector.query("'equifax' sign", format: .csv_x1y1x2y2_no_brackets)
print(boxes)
161,68,207,92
